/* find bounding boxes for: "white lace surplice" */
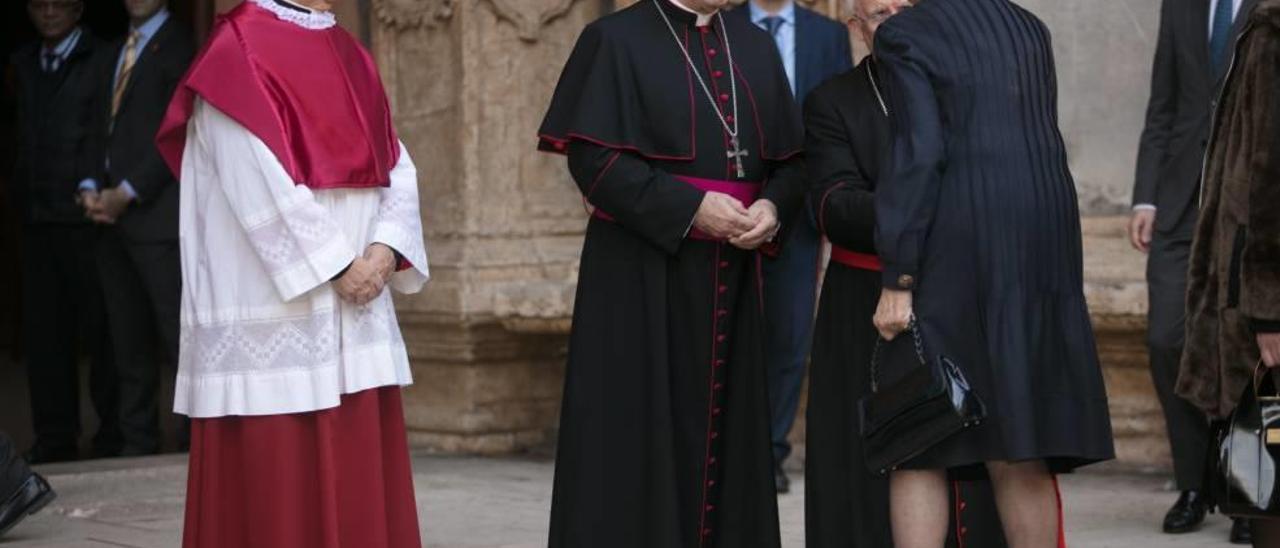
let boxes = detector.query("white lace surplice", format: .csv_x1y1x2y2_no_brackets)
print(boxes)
175,99,429,418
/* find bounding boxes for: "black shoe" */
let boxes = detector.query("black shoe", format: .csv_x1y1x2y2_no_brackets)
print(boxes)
1162,490,1208,534
774,465,791,495
22,444,77,465
0,474,56,538
1230,518,1253,545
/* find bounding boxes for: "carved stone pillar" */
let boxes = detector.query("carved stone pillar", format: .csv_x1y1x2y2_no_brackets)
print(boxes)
369,0,604,453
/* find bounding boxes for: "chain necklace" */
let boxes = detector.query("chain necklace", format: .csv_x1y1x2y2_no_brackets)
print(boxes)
866,58,889,117
653,0,749,178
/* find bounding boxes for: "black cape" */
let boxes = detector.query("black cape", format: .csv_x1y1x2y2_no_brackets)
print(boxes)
805,59,1011,548
538,2,805,547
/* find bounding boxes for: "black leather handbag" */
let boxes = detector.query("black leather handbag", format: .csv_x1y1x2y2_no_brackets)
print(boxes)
1213,363,1280,518
859,319,986,475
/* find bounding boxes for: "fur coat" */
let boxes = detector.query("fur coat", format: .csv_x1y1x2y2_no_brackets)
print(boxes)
1177,0,1280,419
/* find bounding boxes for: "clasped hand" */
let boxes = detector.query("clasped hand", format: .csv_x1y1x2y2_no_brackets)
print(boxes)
334,243,397,306
693,192,779,250
78,188,132,224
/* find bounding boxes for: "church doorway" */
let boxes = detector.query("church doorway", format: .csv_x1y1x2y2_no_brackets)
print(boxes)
0,0,370,455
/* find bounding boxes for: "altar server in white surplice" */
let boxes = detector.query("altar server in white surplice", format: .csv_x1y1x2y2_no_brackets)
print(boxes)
153,0,428,545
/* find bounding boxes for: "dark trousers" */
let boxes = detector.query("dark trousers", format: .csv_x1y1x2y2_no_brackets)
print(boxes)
1147,215,1211,491
21,224,119,455
0,432,30,495
96,229,181,455
762,220,820,464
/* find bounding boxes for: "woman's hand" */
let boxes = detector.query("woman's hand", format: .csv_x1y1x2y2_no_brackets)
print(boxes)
874,289,914,340
1260,332,1280,368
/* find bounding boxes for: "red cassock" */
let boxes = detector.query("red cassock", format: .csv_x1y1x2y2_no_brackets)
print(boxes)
183,388,420,548
155,3,419,547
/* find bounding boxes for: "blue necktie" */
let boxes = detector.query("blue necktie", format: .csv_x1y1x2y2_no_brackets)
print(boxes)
761,16,784,37
1210,0,1235,74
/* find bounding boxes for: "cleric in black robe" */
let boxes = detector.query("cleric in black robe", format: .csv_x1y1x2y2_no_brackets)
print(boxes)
803,1,1009,547
536,1,806,547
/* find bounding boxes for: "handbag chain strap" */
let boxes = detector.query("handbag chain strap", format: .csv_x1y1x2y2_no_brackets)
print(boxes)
869,316,928,394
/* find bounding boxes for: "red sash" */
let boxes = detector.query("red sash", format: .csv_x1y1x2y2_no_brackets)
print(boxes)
592,175,761,241
830,245,882,272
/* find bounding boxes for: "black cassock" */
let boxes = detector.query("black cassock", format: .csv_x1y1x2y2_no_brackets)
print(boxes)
805,59,1011,548
537,2,805,548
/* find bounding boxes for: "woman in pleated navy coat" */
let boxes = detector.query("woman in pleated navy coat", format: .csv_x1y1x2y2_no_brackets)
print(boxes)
867,0,1116,546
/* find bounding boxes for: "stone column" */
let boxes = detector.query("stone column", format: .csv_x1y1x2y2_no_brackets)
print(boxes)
369,0,606,453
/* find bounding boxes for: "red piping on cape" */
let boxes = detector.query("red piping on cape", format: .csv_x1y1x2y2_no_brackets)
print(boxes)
537,23,800,163
536,24,698,162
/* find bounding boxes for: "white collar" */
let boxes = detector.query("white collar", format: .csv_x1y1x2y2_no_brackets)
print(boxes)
250,0,337,30
668,0,716,26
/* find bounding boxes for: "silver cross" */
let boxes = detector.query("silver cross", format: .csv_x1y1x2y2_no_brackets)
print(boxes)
727,137,749,179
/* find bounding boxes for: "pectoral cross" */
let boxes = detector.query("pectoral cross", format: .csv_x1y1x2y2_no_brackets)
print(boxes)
727,137,749,179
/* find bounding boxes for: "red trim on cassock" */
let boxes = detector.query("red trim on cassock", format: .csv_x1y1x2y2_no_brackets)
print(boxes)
1055,476,1067,548
182,387,420,548
698,244,727,547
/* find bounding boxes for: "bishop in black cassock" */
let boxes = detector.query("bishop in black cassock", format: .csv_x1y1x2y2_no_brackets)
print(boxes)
537,1,805,547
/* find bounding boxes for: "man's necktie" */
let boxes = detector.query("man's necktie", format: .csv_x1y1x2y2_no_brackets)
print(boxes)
111,29,140,119
761,15,784,37
1209,0,1235,75
43,51,58,73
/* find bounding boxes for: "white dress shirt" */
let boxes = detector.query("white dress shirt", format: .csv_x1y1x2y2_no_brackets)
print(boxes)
668,0,715,26
41,27,82,73
748,1,797,94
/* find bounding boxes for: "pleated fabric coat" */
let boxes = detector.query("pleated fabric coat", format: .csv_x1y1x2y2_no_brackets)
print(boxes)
872,0,1115,474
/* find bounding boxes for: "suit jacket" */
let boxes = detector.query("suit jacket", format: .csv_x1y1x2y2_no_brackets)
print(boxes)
725,3,853,103
10,31,108,225
803,58,888,253
92,17,195,243
1134,0,1259,232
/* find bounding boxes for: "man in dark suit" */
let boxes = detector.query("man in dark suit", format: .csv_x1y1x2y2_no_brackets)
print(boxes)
81,0,193,457
726,0,852,495
11,0,119,464
1131,0,1256,542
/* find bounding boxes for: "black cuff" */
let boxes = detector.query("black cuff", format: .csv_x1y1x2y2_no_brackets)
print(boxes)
881,263,917,290
1252,318,1280,334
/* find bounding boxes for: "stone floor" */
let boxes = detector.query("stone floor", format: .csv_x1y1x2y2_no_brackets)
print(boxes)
0,454,1238,548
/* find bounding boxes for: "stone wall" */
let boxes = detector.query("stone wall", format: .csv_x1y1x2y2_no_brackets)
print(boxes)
369,0,604,453
367,0,1171,470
